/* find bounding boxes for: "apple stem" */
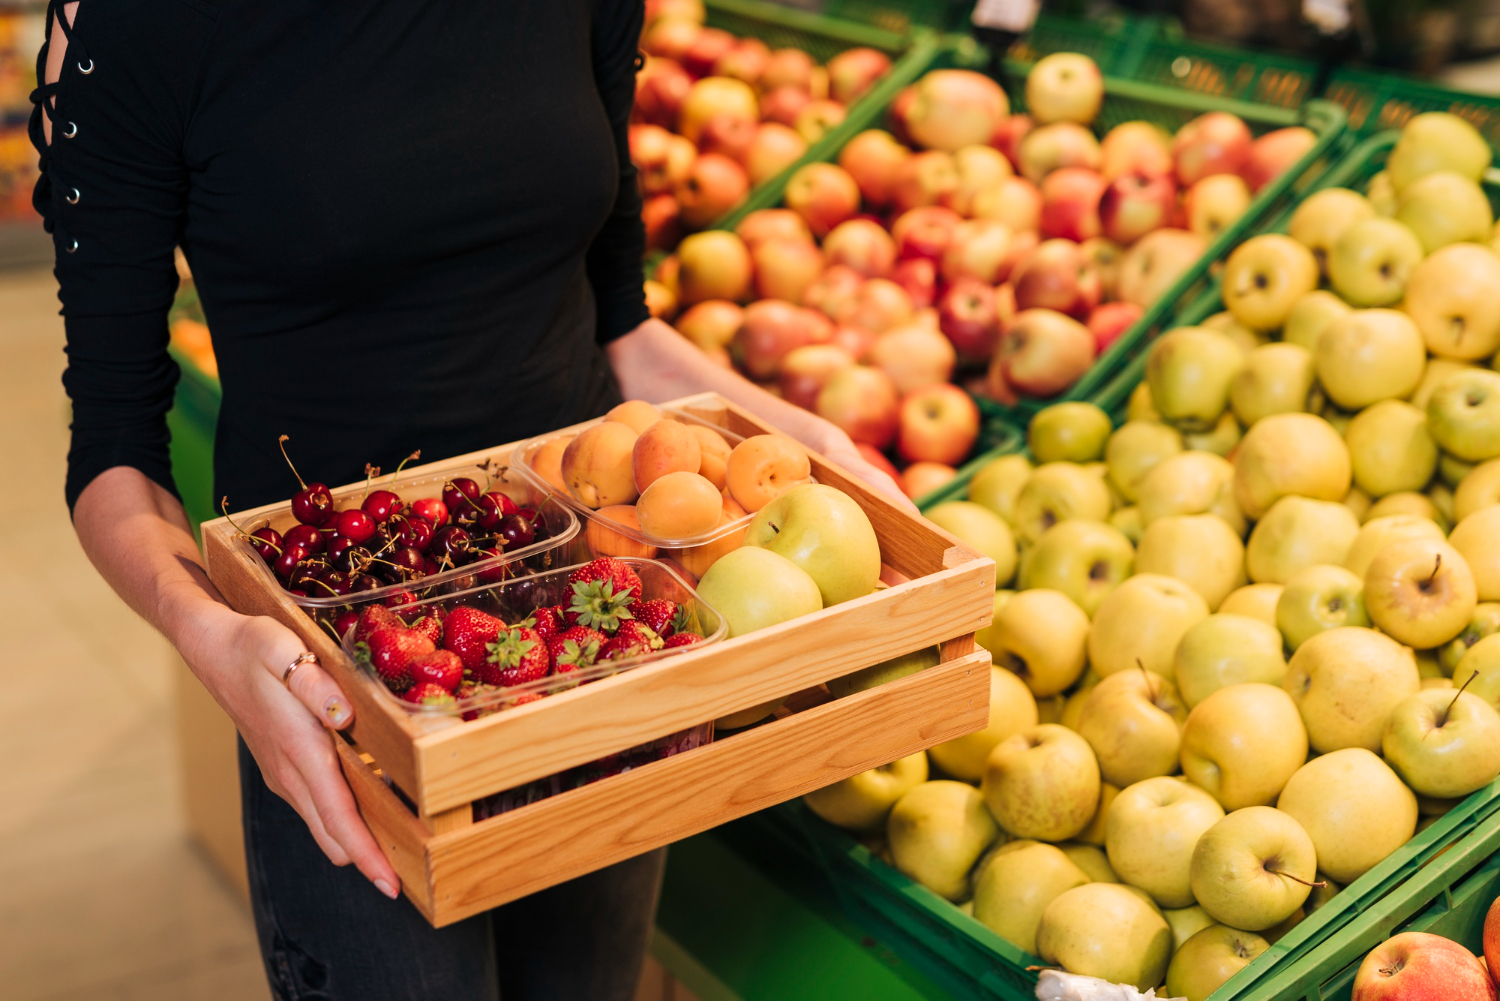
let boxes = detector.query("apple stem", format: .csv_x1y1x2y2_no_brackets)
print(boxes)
361,464,381,502
221,497,281,553
1266,866,1327,889
1442,671,1481,727
390,450,421,484
277,435,307,490
1425,554,1443,589
1137,658,1156,702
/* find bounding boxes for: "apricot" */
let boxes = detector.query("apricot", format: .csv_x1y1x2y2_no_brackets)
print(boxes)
586,504,659,559
636,471,724,539
531,434,574,494
633,419,702,492
606,400,663,434
561,421,639,508
690,425,734,490
726,434,812,512
678,503,751,578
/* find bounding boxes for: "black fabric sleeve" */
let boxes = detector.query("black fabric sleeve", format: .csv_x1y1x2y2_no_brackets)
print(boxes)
587,0,650,345
29,1,217,512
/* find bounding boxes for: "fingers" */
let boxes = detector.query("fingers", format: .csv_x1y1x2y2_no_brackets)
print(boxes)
299,741,401,898
285,656,357,730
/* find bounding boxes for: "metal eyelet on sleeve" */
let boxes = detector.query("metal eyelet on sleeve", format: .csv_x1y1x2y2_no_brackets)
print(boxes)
65,187,79,204
62,121,77,138
77,59,93,75
65,238,78,253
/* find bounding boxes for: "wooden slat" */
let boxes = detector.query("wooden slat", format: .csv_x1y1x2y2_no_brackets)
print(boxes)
335,738,436,921
420,649,991,926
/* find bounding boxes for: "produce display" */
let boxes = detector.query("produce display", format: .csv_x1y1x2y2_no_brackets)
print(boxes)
802,111,1500,999
645,51,1316,502
632,0,893,252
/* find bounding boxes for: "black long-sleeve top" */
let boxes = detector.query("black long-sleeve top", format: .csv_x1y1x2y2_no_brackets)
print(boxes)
31,0,649,514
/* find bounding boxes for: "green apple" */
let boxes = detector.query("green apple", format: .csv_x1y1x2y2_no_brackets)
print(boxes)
1396,170,1494,252
1104,420,1185,503
1035,883,1173,991
1443,452,1478,489
1181,683,1308,809
1404,245,1500,361
1222,234,1320,332
1145,328,1247,431
925,500,1019,587
1288,188,1376,276
1137,450,1245,536
1245,496,1360,585
1455,457,1500,520
1283,289,1353,353
1261,907,1306,945
1283,626,1421,753
1454,633,1500,715
1412,360,1478,411
1233,413,1351,520
1174,613,1287,707
1343,514,1447,577
982,724,1101,841
1105,776,1224,907
1189,806,1318,931
1029,402,1112,464
886,780,1000,901
1387,111,1491,192
1276,563,1370,650
1219,583,1284,625
1383,687,1500,799
1088,573,1210,677
1109,505,1143,544
1328,218,1425,307
971,840,1090,954
827,646,941,698
1011,463,1112,547
1315,309,1427,411
1276,748,1418,884
1127,381,1161,423
1230,342,1317,427
927,666,1039,782
967,453,1033,525
1136,513,1247,610
1057,841,1116,883
1077,669,1188,788
1167,925,1270,1001
1427,368,1500,462
745,484,881,607
1182,411,1243,457
1018,520,1135,617
1344,400,1439,499
1075,782,1119,847
1365,491,1448,529
804,751,929,832
1165,905,1217,951
1202,311,1268,354
1441,602,1500,673
983,588,1090,697
1365,537,1478,648
1450,507,1500,601
697,546,824,637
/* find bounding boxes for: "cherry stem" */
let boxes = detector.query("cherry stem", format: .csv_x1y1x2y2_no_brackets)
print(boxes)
390,450,421,484
361,464,381,502
1266,867,1327,889
317,617,343,642
447,482,485,513
1425,554,1443,589
221,497,282,553
277,435,307,490
307,578,343,597
1442,670,1481,727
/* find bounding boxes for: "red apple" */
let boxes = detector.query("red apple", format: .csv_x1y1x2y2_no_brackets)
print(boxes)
971,176,1042,234
675,300,743,352
830,323,877,361
1486,894,1500,984
631,124,694,197
1173,111,1254,186
887,84,917,145
784,162,861,237
677,230,753,305
944,145,1015,218
803,264,864,318
645,279,676,320
1354,932,1496,1001
645,0,705,26
836,278,915,333
891,205,962,263
899,461,958,499
1018,122,1102,184
857,442,900,479
634,57,693,129
642,193,682,252
827,47,892,105
697,113,757,162
675,153,750,229
1080,237,1123,300
1098,169,1177,245
838,129,912,208
1100,121,1174,181
942,219,1016,285
762,47,817,94
778,343,856,410
996,308,1096,396
991,112,1034,170
1039,167,1106,242
795,100,847,145
1087,301,1143,353
679,76,759,144
1243,125,1316,192
897,384,980,465
735,207,812,249
744,123,808,185
891,258,938,311
751,238,824,303
761,85,812,127
904,69,1010,153
823,219,896,279
642,17,701,61
732,299,831,379
1012,238,1102,318
937,278,1000,362
712,36,769,84
1116,227,1205,307
868,324,956,394
817,365,901,448
680,27,736,78
893,150,959,214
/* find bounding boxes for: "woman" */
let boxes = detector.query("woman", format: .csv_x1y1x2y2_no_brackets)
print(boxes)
31,2,905,998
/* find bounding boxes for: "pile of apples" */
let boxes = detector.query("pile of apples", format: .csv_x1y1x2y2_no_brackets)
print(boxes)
803,110,1500,999
632,0,892,252
648,52,1316,500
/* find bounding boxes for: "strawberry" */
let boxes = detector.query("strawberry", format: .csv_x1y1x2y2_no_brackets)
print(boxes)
483,625,551,687
529,605,566,641
408,613,444,646
353,605,402,643
566,558,643,631
662,631,703,649
410,649,463,691
549,626,606,672
599,635,653,661
360,627,434,693
612,620,664,650
633,599,678,638
569,557,643,601
442,606,505,674
508,691,544,708
404,681,456,707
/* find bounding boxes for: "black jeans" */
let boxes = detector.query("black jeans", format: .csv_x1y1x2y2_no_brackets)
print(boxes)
238,739,665,1000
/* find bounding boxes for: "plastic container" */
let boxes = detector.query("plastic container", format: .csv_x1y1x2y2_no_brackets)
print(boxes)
227,460,580,628
339,556,727,723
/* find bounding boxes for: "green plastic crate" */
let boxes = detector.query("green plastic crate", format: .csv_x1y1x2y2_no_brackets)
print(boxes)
1122,21,1320,112
1004,11,1153,75
749,0,971,34
1323,66,1500,154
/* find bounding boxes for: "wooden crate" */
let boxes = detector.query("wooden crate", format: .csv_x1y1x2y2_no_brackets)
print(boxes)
201,393,996,926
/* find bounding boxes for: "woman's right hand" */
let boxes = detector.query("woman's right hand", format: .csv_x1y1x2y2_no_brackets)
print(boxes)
189,604,401,899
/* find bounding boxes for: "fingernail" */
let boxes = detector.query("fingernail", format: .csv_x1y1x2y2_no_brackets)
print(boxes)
324,697,351,727
375,879,398,899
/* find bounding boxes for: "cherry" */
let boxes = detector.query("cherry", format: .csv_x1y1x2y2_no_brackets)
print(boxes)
283,523,325,557
409,497,449,528
392,514,435,552
386,591,418,609
335,508,377,545
475,491,518,530
442,478,482,515
498,513,535,549
250,527,283,562
273,543,311,580
422,555,441,576
363,489,403,523
431,525,473,564
386,546,426,577
317,569,354,596
279,435,335,527
350,574,381,593
333,609,359,638
517,507,537,521
326,534,355,563
289,560,326,593
453,504,480,530
475,547,510,584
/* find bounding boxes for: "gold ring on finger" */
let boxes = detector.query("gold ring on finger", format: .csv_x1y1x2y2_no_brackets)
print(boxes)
282,651,318,688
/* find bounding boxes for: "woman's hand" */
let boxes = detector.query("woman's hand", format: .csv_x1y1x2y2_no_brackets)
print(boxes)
606,319,918,512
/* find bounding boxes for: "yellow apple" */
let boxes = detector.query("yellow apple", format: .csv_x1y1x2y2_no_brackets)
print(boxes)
1233,413,1351,520
1058,841,1116,883
1076,669,1188,788
1343,514,1447,577
1136,450,1245,536
746,483,881,606
1190,806,1317,931
1109,505,1143,544
1404,243,1500,360
1283,289,1353,353
886,780,1000,901
1245,496,1360,584
1035,883,1173,991
1222,234,1320,332
697,546,824,637
1167,925,1270,1001
1181,683,1307,810
1396,170,1494,252
1365,537,1478,648
1104,420,1184,503
1127,380,1161,423
1174,614,1287,707
1314,309,1427,411
1075,782,1119,847
1365,491,1448,529
1411,359,1478,412
1165,905,1217,951
1230,342,1316,427
804,751,929,832
1328,218,1425,308
1145,328,1247,430
1276,748,1418,884
982,724,1101,841
1088,573,1210,677
1441,602,1500,674
1105,776,1225,907
1219,583,1284,625
1136,513,1247,610
1387,111,1490,192
1288,187,1375,276
1276,563,1370,650
983,587,1090,697
1344,400,1439,499
1383,687,1500,798
1283,626,1421,753
1426,368,1500,463
927,666,1039,781
1454,634,1500,716
1454,457,1500,521
1182,411,1243,457
1029,402,1113,464
925,501,1019,587
1012,463,1112,547
1018,520,1136,617
967,453,1033,525
1449,507,1500,601
971,840,1090,954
